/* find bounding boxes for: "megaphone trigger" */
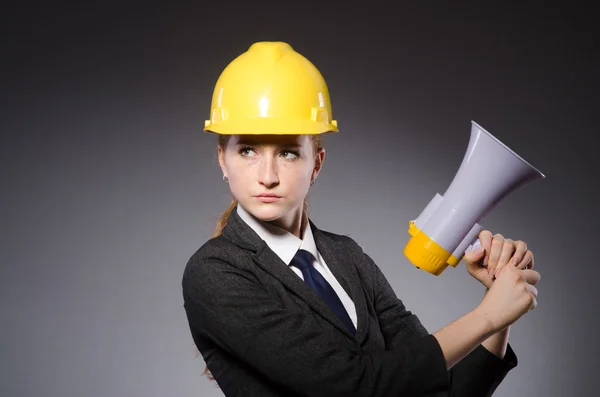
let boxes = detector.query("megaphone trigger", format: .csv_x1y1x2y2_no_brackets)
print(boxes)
463,239,487,267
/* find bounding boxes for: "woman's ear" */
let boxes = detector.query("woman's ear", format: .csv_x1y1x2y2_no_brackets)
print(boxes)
217,145,227,176
312,147,325,180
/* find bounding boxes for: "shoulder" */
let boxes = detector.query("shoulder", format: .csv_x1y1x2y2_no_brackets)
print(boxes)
314,226,379,271
188,234,243,265
309,218,359,246
181,235,252,290
315,227,391,296
315,225,367,255
317,225,387,273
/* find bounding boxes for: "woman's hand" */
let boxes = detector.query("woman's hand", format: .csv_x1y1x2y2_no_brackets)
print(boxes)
463,230,535,289
475,264,540,333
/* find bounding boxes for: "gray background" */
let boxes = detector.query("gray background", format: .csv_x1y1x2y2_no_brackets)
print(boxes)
2,2,598,396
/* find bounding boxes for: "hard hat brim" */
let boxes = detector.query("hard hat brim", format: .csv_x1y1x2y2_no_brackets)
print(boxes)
204,118,338,135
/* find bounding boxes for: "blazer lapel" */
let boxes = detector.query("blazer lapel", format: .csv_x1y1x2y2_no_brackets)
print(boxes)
222,207,368,341
253,245,360,339
310,220,370,344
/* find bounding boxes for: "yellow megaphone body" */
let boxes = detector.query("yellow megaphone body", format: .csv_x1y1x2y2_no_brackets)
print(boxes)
404,121,546,276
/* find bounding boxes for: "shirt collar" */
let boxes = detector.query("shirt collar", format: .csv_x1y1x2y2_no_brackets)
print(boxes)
236,204,318,265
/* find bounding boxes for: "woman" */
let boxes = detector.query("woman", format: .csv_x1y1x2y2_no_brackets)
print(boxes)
182,41,541,396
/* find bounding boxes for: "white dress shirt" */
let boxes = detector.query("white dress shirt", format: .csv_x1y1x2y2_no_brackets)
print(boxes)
236,204,357,328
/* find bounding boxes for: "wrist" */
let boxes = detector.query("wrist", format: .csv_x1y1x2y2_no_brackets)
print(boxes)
471,306,499,337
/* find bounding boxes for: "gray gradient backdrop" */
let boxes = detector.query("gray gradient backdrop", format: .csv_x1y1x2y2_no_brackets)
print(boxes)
2,3,598,397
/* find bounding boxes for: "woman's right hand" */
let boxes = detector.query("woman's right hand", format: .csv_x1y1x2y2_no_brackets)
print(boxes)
475,265,541,333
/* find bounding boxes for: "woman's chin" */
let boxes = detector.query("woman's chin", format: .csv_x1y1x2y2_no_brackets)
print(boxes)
245,203,283,221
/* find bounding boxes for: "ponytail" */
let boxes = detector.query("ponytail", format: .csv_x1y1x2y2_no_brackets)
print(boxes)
211,198,238,238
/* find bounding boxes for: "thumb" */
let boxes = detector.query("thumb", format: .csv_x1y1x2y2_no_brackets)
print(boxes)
463,247,485,264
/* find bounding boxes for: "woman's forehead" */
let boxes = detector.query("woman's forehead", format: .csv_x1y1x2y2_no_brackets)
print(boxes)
232,134,308,146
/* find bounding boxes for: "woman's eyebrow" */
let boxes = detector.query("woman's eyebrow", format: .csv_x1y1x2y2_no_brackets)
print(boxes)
235,140,302,149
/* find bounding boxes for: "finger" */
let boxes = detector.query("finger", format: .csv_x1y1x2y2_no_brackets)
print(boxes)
478,230,493,267
522,269,541,285
529,295,538,311
506,240,527,269
463,246,485,264
517,250,534,270
494,239,516,277
488,234,504,276
526,283,538,298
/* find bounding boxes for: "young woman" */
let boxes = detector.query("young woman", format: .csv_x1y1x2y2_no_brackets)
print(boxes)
182,41,541,397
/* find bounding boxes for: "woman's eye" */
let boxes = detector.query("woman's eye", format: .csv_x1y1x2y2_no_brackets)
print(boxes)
281,151,300,159
238,147,299,159
239,147,256,157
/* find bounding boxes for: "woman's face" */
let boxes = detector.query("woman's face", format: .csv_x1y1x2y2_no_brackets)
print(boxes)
218,134,324,228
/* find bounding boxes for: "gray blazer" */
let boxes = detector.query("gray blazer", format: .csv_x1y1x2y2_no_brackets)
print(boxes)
182,207,517,396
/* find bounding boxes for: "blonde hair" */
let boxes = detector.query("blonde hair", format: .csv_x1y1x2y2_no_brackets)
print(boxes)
200,133,323,383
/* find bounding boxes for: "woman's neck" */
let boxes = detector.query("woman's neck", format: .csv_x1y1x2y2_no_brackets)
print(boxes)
267,205,305,239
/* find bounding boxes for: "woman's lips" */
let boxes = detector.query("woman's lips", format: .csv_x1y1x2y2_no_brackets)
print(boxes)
255,194,281,203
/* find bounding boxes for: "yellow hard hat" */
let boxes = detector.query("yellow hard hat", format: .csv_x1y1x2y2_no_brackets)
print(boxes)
204,41,338,135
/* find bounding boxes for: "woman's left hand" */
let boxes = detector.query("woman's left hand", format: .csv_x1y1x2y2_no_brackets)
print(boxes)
463,230,534,289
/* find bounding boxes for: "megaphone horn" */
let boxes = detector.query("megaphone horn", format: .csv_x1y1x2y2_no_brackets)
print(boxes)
404,121,546,276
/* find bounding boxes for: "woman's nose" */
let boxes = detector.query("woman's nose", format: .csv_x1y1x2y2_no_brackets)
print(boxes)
258,156,279,188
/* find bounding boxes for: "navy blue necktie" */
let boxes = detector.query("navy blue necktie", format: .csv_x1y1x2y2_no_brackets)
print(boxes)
290,249,356,335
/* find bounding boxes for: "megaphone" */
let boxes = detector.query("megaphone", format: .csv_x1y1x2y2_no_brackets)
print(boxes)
404,121,546,276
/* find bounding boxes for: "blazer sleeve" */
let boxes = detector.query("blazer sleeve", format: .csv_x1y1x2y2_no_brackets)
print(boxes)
364,253,518,397
182,255,452,397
